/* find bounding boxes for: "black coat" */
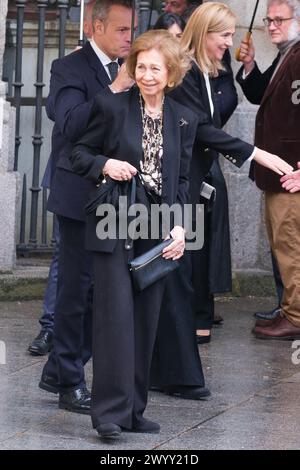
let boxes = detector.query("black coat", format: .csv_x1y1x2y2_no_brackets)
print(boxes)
212,50,238,127
236,54,280,105
209,51,237,292
170,62,254,203
70,86,198,253
170,62,252,292
46,42,118,222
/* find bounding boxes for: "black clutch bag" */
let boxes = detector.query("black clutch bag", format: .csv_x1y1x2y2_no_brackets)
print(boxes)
129,238,180,292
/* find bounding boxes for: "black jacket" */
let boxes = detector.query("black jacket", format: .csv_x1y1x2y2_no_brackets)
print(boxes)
170,61,254,205
46,42,117,222
70,87,198,252
170,61,252,293
212,50,238,126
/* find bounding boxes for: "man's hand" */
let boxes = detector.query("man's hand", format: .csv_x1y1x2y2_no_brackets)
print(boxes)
102,159,137,181
239,38,255,75
281,162,300,193
110,64,135,93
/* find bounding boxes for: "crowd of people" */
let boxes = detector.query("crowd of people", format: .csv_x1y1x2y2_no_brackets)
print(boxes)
27,0,300,440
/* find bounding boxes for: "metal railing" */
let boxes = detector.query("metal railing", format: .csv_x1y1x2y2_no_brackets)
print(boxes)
5,0,154,256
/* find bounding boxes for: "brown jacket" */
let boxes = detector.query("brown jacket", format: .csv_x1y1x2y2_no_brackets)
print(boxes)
237,42,300,192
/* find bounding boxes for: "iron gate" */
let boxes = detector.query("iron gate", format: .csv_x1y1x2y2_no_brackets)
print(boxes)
3,0,156,256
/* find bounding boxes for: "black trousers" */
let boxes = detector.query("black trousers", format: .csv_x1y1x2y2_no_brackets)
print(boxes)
42,215,93,391
192,210,214,330
150,252,205,388
91,238,165,430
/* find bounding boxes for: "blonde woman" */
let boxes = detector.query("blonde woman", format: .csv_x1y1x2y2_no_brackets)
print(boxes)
160,2,293,343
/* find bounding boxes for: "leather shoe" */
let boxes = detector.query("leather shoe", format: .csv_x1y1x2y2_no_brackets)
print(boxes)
253,315,300,340
213,314,223,325
39,374,59,394
149,385,163,392
255,314,281,327
165,385,211,400
28,330,53,356
131,418,160,434
59,387,91,415
96,423,122,439
196,334,211,344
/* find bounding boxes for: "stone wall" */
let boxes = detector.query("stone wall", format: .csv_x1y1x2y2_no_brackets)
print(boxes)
0,0,19,272
220,0,277,274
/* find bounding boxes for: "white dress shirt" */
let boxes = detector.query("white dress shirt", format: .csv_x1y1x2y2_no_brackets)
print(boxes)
90,39,119,81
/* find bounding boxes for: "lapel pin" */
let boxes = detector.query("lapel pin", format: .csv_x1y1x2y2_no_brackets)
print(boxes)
179,118,188,126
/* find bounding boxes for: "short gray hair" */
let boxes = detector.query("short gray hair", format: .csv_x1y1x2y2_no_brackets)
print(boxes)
267,0,300,20
92,0,134,23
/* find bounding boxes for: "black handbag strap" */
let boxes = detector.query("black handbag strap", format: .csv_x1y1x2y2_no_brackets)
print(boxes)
125,175,137,250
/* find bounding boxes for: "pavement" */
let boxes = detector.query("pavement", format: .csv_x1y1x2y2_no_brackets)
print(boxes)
1,296,300,450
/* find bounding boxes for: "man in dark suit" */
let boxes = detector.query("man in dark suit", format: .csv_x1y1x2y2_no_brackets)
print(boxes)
39,0,136,414
237,0,300,339
27,1,97,358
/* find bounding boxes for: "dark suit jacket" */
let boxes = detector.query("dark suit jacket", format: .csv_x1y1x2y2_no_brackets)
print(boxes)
46,42,116,222
212,50,238,127
169,61,252,294
70,86,198,253
236,42,300,192
170,61,254,205
209,50,237,292
172,60,243,292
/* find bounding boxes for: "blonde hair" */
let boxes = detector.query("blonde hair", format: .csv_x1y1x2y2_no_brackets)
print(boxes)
126,29,191,91
181,2,237,76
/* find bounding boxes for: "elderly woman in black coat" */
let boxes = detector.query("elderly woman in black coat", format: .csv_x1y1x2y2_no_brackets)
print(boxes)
70,29,198,440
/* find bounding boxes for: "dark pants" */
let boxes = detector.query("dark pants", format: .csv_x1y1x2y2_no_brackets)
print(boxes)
151,252,205,387
193,210,214,330
39,216,59,332
42,215,93,392
91,238,165,430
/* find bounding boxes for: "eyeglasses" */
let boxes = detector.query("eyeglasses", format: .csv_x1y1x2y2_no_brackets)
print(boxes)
263,17,294,27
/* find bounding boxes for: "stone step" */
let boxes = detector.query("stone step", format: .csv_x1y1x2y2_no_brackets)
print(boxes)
0,264,277,301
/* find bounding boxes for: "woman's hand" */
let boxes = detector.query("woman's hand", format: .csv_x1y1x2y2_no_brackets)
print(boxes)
253,149,293,176
102,159,137,181
281,162,300,193
162,226,186,261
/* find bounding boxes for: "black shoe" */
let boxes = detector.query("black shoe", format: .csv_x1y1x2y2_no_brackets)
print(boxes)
59,387,91,415
96,423,122,440
165,385,211,400
149,385,163,392
39,374,59,394
122,418,160,434
132,418,160,434
213,314,224,325
254,307,281,321
196,334,211,344
28,330,53,356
